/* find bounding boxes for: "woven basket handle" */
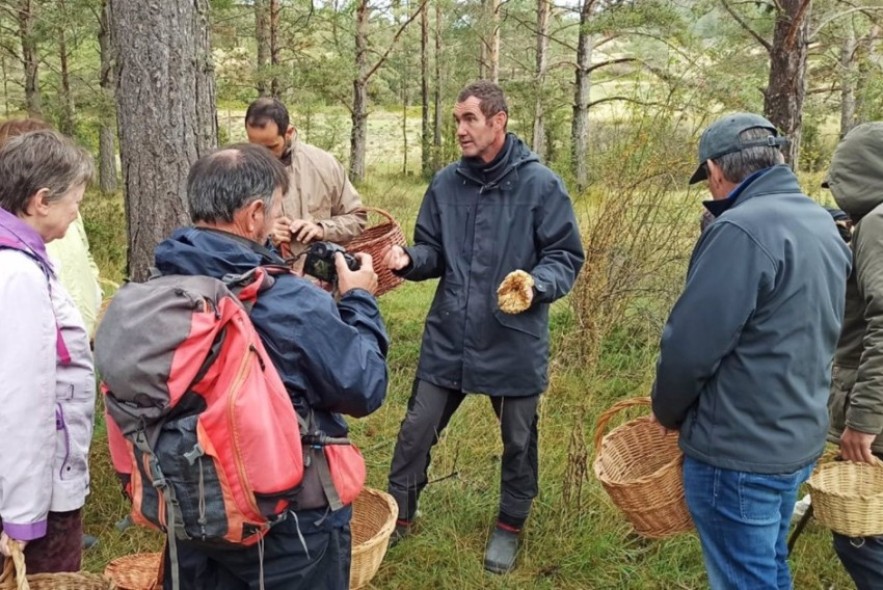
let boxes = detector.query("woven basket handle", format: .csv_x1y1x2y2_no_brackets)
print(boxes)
0,542,30,590
593,396,652,454
356,207,401,228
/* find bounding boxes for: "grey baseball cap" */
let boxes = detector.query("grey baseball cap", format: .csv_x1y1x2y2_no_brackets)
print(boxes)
689,113,787,184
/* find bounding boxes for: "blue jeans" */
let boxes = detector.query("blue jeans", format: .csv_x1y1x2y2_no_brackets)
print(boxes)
682,456,814,590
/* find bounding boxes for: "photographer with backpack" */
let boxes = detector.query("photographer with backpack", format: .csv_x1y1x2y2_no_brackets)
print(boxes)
96,144,389,590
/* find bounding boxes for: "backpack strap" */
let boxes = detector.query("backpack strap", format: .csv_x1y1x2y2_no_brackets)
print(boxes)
0,236,71,365
132,430,186,590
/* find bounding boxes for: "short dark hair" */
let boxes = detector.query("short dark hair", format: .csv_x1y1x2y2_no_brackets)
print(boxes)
187,143,290,224
457,80,508,120
0,130,94,215
244,97,290,136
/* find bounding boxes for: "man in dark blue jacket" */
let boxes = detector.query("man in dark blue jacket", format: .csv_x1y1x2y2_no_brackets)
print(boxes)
156,144,389,589
383,80,584,574
652,113,851,590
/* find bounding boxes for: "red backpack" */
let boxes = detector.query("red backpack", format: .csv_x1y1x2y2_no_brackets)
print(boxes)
95,267,304,548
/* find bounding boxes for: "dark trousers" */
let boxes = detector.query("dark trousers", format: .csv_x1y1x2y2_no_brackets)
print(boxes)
833,534,883,590
3,509,83,573
387,379,539,528
163,507,352,590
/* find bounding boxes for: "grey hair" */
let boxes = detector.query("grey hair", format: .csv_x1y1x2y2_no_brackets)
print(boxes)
712,127,785,184
0,130,94,215
187,143,289,224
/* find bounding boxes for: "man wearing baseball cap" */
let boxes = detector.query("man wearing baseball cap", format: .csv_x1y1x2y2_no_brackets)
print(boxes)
652,113,851,589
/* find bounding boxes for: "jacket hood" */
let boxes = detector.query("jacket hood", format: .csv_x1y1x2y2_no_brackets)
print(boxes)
154,227,279,278
826,122,883,218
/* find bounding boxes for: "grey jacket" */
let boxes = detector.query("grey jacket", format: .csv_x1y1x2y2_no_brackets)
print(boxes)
652,166,851,473
826,122,883,455
402,134,584,396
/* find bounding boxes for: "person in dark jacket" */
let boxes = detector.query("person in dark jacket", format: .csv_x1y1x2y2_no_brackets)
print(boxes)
145,144,389,590
823,122,883,590
651,113,851,590
382,80,584,574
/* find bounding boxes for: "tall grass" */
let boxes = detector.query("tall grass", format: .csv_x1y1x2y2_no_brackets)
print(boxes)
80,114,855,589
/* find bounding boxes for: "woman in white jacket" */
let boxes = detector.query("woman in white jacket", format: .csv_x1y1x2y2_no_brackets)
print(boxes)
0,130,95,572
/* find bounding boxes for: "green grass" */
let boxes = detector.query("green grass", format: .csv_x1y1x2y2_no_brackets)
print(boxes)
79,143,856,589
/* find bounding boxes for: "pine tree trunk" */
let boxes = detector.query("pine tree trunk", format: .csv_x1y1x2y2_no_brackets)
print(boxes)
839,26,857,138
57,0,75,136
349,0,369,182
432,0,443,172
763,0,810,169
110,0,218,281
17,0,41,116
270,0,281,96
532,0,550,159
571,0,592,192
255,0,270,96
489,0,500,83
98,0,117,194
420,0,431,177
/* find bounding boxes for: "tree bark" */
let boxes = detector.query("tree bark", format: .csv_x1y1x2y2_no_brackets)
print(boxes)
420,0,431,177
763,0,810,169
110,0,218,281
571,0,593,192
270,0,281,96
255,0,270,95
16,0,41,116
350,0,369,181
432,0,442,172
57,0,75,136
98,0,117,194
489,0,500,83
532,0,550,159
839,25,857,139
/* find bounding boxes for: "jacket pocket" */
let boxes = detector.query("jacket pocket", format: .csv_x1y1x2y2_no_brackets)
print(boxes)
492,307,543,339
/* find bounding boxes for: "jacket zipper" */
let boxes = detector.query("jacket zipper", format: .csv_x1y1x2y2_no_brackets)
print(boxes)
228,341,262,519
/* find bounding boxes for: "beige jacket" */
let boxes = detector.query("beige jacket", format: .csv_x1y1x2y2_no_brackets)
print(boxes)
283,138,365,256
45,213,102,337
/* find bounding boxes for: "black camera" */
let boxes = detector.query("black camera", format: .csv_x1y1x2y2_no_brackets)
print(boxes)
303,241,360,282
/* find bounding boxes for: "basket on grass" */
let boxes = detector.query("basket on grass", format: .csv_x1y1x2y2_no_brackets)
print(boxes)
350,487,398,590
0,543,111,590
103,551,163,590
807,458,883,537
101,487,398,590
342,207,407,297
593,396,693,539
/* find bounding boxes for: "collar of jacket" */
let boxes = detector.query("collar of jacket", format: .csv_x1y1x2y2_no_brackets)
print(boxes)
455,133,537,192
0,206,54,274
702,164,788,218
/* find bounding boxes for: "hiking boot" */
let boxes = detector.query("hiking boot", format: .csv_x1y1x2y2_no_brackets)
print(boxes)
484,527,519,574
389,519,413,548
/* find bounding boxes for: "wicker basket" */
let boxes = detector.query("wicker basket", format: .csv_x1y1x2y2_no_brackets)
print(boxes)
593,397,693,539
100,489,397,590
350,487,398,590
0,544,111,590
342,208,407,297
807,459,883,537
103,552,163,590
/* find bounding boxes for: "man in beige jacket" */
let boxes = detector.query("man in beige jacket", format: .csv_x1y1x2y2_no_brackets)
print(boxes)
245,97,365,258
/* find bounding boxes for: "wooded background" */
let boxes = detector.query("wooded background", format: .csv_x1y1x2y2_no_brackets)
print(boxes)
1,0,881,277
